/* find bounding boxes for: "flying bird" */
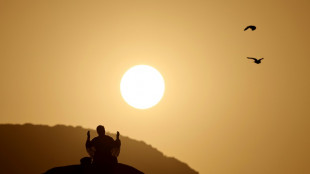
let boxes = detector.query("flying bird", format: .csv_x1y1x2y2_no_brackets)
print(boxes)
244,25,256,31
247,57,264,64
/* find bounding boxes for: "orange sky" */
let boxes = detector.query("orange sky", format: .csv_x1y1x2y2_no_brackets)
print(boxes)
1,0,309,173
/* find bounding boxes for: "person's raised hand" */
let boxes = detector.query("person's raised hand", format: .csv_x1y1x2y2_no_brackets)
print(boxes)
87,131,90,138
116,131,120,139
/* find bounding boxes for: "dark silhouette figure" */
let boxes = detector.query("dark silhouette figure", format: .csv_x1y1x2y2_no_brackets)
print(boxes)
44,125,143,174
244,25,256,31
86,125,121,173
44,157,92,174
80,157,93,173
247,57,264,64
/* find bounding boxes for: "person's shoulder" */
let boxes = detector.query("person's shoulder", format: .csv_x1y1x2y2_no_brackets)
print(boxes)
105,135,113,139
104,135,114,141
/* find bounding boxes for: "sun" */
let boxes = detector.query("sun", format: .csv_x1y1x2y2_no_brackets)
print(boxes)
120,65,165,109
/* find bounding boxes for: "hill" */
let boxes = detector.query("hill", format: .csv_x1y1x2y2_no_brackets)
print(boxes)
0,124,199,174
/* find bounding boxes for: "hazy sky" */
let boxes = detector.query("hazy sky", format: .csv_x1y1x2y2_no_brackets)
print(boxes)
1,0,309,173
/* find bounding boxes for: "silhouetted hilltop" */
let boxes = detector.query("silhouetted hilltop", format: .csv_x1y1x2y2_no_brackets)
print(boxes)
0,124,199,174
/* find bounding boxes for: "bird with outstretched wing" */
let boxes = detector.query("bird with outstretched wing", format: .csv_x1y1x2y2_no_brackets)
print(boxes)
244,25,256,31
247,57,264,64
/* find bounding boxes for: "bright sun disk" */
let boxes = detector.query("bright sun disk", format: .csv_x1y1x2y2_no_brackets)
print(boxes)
120,65,165,109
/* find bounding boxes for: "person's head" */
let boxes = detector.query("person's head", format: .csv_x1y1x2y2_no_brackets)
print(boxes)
96,125,105,136
80,157,92,166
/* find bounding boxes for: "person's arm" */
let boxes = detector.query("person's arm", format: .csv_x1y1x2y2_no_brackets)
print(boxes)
115,131,121,148
86,131,91,148
86,131,95,158
112,131,121,157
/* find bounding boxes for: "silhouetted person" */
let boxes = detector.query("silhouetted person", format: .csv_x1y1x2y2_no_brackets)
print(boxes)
80,157,92,173
45,125,143,174
247,57,264,64
86,125,121,173
244,25,256,31
44,158,91,174
80,157,92,165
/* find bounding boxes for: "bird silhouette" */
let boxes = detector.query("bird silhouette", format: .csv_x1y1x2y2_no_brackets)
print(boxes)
247,57,264,64
244,25,256,31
